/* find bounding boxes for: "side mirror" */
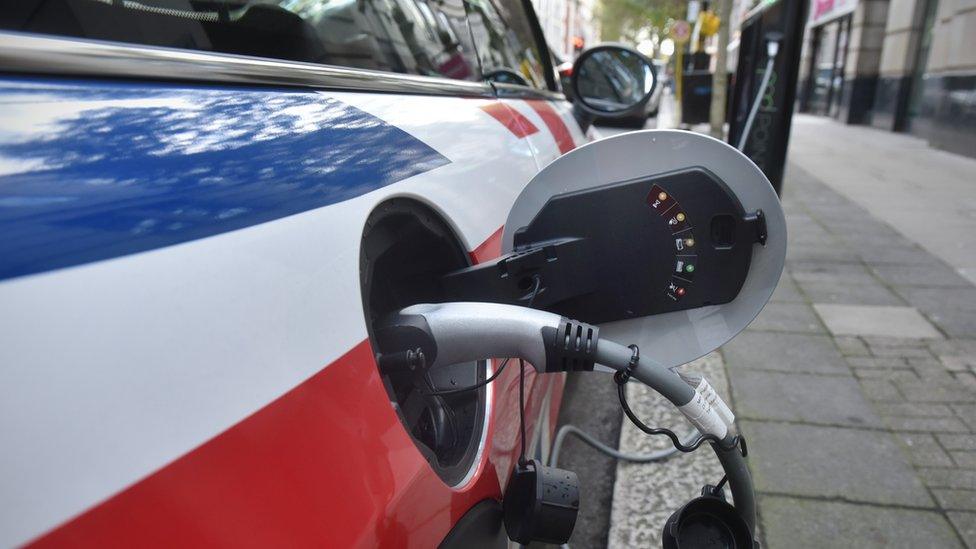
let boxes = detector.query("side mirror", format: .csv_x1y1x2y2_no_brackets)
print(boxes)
570,44,656,118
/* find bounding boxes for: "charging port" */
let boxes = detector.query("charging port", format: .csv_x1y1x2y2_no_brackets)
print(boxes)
360,198,487,486
710,214,736,248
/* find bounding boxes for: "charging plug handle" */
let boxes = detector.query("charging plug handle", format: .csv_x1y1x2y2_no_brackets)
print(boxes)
376,302,599,373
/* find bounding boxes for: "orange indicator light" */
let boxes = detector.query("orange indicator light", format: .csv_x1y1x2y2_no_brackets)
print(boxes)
658,192,668,201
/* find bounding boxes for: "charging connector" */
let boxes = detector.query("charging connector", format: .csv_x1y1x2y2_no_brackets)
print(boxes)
374,301,757,540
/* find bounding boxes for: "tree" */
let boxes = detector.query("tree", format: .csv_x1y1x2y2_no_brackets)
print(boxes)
709,0,733,138
597,0,685,46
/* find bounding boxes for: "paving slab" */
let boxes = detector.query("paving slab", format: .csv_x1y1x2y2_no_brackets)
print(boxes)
797,280,905,306
871,263,974,289
894,286,976,338
895,286,976,312
759,496,963,549
882,415,971,433
857,245,937,265
786,243,862,263
951,451,976,468
769,275,804,303
835,336,871,356
930,338,976,356
897,433,954,467
915,307,976,339
857,378,903,401
847,356,911,369
786,220,834,241
730,370,883,428
933,489,976,512
895,380,976,404
938,434,976,451
788,261,879,285
739,421,934,507
747,302,825,334
814,304,944,339
947,512,976,548
953,404,976,430
834,231,920,250
789,115,976,288
722,331,849,374
918,468,976,490
878,402,955,418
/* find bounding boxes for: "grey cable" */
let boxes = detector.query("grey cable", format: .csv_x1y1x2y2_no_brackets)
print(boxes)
548,424,700,468
737,39,781,151
549,424,699,549
595,339,696,406
594,337,756,537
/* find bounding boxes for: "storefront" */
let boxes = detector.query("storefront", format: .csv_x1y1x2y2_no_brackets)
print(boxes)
804,13,852,116
873,0,976,158
794,0,975,159
800,0,858,117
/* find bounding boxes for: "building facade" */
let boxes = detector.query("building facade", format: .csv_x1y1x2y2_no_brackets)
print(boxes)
797,0,975,158
530,0,599,60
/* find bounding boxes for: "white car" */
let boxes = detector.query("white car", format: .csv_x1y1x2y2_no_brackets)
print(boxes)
0,1,657,547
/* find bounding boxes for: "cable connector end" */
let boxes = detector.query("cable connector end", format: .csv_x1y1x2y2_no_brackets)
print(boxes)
542,318,600,372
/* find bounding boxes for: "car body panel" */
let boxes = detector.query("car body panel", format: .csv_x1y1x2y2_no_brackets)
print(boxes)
0,76,582,547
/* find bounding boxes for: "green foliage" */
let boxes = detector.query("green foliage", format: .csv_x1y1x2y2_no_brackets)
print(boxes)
597,0,686,43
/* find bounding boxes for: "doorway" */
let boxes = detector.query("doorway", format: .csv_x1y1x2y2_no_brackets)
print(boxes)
805,14,852,117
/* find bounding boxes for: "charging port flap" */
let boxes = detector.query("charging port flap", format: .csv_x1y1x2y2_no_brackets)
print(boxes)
495,130,786,369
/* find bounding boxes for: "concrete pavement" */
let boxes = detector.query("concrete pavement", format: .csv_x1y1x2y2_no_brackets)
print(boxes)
789,114,976,286
730,160,974,547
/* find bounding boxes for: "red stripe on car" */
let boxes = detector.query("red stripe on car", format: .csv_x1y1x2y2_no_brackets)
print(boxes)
471,226,503,262
524,100,576,154
479,102,539,138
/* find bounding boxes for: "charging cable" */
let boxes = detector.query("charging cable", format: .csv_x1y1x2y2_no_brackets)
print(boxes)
737,36,781,151
549,424,699,468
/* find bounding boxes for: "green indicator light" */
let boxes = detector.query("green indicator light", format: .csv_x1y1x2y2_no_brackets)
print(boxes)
685,264,695,273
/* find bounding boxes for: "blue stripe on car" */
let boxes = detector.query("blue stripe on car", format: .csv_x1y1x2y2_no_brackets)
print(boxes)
0,78,449,281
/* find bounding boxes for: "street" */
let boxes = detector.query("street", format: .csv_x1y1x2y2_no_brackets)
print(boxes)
556,108,976,547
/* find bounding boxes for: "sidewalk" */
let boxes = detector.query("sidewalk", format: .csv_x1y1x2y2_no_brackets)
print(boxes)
789,115,976,288
606,116,976,547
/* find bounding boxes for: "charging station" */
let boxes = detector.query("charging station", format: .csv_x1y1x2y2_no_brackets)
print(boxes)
728,0,810,194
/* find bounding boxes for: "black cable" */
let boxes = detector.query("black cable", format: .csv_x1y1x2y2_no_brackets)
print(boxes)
525,274,542,306
515,276,541,467
614,345,746,455
715,475,729,493
518,358,528,466
426,275,543,397
430,358,510,396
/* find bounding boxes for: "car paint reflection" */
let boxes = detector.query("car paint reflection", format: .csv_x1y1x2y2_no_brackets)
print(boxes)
0,78,449,280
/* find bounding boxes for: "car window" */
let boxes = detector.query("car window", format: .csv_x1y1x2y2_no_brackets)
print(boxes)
1,0,480,81
464,0,546,89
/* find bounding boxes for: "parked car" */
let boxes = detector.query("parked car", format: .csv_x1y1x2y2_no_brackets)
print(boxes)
0,1,650,547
